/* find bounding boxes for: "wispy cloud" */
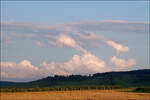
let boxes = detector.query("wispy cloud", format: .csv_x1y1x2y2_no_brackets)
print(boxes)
1,20,148,40
76,31,129,54
48,34,88,53
1,20,148,49
106,40,129,54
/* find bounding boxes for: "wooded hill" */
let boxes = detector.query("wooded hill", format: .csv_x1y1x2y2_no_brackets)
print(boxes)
1,69,150,89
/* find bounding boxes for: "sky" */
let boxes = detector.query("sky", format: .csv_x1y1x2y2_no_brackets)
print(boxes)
1,1,149,82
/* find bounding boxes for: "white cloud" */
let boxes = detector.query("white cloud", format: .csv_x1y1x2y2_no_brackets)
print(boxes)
110,56,136,68
76,32,129,54
106,40,129,54
1,60,38,79
1,53,109,81
48,34,88,53
62,53,108,75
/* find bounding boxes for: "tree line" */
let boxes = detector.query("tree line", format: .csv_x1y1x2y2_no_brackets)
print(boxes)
1,85,123,92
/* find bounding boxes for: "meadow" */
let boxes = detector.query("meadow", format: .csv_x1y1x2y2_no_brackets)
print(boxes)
1,90,150,100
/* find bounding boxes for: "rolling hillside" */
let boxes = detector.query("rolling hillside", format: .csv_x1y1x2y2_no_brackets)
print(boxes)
1,69,150,88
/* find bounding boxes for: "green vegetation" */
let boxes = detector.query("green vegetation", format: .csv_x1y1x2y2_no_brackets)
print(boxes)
133,87,150,93
1,69,150,93
0,85,123,92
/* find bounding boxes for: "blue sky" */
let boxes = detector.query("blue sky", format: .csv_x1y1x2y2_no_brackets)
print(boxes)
1,1,149,23
1,1,149,81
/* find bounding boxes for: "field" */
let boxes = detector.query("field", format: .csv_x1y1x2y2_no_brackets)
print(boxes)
1,90,150,100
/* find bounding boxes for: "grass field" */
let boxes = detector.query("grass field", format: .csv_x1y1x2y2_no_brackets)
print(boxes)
1,90,150,100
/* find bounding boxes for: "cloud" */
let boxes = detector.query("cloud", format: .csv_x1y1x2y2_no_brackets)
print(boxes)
1,60,38,79
106,40,129,54
1,20,148,51
1,20,141,81
77,32,99,40
48,34,88,53
67,20,149,34
75,32,129,54
62,53,108,75
1,53,109,81
1,20,148,40
35,41,45,47
99,20,149,24
110,56,136,68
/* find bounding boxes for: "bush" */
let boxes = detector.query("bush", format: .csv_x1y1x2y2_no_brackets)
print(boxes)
0,85,123,92
134,87,150,93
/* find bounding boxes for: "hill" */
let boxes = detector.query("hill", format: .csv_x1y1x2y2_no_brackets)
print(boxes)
0,81,22,88
1,69,150,88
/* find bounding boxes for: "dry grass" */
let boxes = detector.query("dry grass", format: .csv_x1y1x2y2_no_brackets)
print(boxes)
1,90,150,100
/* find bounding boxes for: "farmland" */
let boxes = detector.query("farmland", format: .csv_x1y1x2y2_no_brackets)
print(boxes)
1,90,150,100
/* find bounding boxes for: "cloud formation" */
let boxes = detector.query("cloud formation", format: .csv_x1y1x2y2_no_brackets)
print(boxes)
1,53,109,81
110,56,136,68
1,60,38,79
1,20,140,81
